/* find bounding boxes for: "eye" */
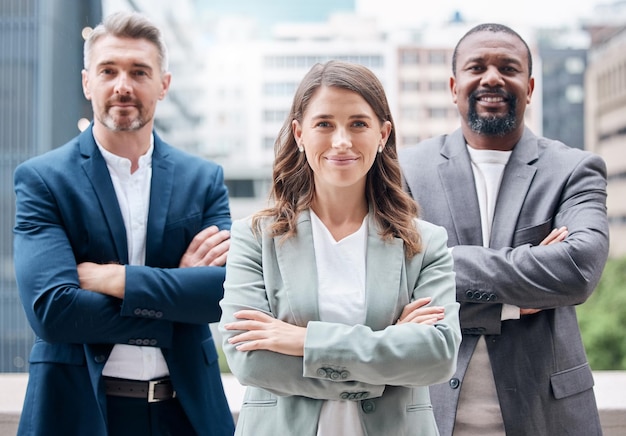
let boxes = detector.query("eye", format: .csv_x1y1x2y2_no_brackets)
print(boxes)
133,70,148,77
315,121,332,128
352,120,368,128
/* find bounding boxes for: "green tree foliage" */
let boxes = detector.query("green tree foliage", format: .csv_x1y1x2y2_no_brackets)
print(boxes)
577,256,626,370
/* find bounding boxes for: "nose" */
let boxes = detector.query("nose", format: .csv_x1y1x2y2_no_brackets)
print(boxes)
481,66,504,87
331,128,352,150
114,72,132,95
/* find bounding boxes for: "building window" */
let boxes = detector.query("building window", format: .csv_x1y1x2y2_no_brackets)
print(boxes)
400,51,419,65
565,85,584,104
428,51,447,65
565,57,585,74
400,81,420,91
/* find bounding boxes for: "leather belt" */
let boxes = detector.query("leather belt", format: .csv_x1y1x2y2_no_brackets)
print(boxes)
104,377,176,403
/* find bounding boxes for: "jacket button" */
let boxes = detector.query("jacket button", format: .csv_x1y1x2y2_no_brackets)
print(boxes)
449,378,460,389
317,368,328,378
94,355,106,363
465,290,474,299
134,308,142,315
340,392,350,400
361,400,375,413
340,371,349,379
330,371,340,380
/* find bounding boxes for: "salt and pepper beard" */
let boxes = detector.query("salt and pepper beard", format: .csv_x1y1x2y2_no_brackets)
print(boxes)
467,90,518,137
99,95,147,132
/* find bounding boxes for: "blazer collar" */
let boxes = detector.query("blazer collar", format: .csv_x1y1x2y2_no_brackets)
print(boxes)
489,127,538,248
438,127,538,248
78,125,175,263
79,126,128,262
276,210,404,330
438,129,483,246
145,134,174,265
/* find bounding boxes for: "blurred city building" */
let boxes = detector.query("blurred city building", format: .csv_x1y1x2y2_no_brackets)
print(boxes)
0,0,101,372
584,1,626,256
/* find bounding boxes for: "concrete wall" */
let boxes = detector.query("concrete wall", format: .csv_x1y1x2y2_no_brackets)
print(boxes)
2,372,625,435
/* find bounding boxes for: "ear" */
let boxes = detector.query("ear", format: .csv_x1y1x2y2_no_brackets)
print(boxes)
526,76,535,104
379,120,392,148
159,72,172,100
82,69,91,101
449,76,458,104
292,119,303,144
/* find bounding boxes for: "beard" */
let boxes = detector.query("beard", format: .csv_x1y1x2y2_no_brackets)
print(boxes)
467,90,518,136
98,95,147,132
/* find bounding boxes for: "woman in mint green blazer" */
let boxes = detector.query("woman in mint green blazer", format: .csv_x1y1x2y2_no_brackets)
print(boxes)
219,60,461,436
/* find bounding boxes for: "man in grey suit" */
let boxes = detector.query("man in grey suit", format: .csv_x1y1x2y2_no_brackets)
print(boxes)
398,23,609,436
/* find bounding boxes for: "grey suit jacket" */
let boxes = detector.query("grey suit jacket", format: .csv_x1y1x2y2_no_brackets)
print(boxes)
398,127,609,436
219,211,461,436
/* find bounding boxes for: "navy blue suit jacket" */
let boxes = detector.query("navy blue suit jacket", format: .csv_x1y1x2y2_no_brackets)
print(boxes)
13,126,235,435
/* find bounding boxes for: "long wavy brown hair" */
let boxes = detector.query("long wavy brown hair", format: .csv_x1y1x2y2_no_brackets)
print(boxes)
252,60,422,257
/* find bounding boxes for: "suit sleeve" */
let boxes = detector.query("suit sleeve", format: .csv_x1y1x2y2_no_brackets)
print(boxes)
13,163,173,346
219,219,386,400
122,164,232,325
302,223,461,387
452,152,609,333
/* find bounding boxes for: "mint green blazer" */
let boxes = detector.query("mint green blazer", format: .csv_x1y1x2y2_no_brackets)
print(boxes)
219,211,461,435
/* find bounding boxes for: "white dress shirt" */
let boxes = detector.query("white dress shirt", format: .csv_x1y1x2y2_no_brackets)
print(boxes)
97,137,170,380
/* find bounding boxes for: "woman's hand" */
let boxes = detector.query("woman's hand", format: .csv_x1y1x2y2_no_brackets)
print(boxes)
223,310,306,356
396,297,444,326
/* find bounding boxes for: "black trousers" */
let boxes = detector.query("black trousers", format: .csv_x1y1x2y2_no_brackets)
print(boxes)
106,395,196,436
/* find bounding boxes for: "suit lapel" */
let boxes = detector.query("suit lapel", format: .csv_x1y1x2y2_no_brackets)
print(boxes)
490,128,538,249
275,211,320,325
276,211,405,330
439,130,483,246
145,135,174,265
364,214,405,330
79,127,128,263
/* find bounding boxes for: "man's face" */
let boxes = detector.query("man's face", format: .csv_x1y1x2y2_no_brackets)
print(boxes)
450,31,534,138
82,35,171,132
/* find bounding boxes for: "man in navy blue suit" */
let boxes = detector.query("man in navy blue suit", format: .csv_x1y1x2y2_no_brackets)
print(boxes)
13,11,235,436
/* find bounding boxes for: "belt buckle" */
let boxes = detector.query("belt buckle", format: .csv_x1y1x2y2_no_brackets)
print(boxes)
148,379,166,403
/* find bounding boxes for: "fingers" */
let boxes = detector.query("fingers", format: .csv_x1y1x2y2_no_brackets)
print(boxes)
539,226,568,246
179,225,231,267
396,297,445,325
397,297,431,321
520,308,541,316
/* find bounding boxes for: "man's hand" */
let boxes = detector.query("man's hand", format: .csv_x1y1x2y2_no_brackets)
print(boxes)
78,262,125,298
540,226,568,246
521,226,569,316
223,310,306,357
179,225,231,267
396,297,445,326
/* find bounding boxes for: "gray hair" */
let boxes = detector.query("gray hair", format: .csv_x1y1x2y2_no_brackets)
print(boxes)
83,11,168,73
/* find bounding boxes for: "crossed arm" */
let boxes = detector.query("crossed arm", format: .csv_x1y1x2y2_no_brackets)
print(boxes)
77,225,231,299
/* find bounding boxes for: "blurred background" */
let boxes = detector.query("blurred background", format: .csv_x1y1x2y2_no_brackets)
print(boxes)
0,0,625,374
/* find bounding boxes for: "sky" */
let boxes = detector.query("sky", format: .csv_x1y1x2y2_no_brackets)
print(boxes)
357,0,605,29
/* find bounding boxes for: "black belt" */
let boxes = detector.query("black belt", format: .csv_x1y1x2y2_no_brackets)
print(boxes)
104,377,177,403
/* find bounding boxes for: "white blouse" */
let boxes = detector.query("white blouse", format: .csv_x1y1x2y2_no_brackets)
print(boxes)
311,210,367,436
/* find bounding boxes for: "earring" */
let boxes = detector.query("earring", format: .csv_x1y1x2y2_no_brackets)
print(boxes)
378,145,383,153
298,144,304,153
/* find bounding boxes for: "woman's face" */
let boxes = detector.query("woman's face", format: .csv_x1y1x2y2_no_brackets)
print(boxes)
293,85,391,196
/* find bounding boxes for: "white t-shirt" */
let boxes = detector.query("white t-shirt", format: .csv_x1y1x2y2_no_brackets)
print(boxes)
311,210,367,436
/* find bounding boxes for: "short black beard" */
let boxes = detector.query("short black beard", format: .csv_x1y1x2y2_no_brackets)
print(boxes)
467,91,518,137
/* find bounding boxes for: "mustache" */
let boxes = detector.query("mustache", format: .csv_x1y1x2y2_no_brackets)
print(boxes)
108,94,139,105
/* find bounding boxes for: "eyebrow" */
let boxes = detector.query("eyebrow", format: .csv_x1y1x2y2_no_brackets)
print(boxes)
310,113,373,120
96,60,153,71
464,55,524,68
